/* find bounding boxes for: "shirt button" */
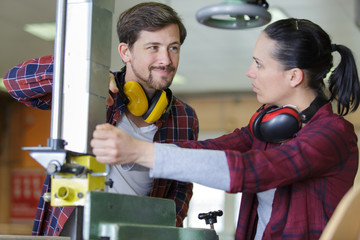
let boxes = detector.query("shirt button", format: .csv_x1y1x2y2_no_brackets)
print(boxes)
56,228,59,232
38,76,42,79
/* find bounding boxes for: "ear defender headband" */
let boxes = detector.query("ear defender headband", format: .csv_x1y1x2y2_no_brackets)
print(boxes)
249,95,328,143
123,81,168,123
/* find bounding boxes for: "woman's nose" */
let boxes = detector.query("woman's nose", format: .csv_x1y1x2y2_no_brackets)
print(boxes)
246,64,255,79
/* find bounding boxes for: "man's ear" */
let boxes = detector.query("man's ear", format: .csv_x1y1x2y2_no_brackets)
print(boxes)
289,68,304,87
118,43,130,63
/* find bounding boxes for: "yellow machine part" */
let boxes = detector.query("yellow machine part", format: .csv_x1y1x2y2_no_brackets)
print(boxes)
51,155,105,207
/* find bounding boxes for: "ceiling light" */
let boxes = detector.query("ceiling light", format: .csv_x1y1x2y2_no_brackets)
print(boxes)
24,23,56,41
196,0,271,30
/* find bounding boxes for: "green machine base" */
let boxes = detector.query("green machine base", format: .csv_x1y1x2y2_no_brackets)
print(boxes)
83,191,219,240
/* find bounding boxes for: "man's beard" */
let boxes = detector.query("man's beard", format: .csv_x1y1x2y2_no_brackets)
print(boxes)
131,64,175,90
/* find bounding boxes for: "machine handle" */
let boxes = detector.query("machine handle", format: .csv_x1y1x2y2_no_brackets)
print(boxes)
198,210,223,230
90,164,111,177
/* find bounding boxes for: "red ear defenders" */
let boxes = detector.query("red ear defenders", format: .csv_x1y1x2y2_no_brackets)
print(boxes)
250,105,302,143
249,94,328,143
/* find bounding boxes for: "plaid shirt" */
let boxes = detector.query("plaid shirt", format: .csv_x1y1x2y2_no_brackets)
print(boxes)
3,55,199,236
178,103,358,239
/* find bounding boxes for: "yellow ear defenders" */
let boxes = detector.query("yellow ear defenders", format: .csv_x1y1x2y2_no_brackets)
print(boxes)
123,81,168,123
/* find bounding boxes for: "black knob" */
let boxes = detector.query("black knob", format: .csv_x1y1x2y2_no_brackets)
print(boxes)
105,178,114,188
198,210,223,229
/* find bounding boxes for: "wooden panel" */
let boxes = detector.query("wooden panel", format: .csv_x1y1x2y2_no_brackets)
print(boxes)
0,166,11,223
345,109,360,129
0,99,20,224
0,100,50,230
0,223,33,236
186,95,259,132
14,106,51,169
186,97,224,131
223,96,260,132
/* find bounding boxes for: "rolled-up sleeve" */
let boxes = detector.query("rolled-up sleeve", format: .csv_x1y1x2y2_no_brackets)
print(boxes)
3,55,54,110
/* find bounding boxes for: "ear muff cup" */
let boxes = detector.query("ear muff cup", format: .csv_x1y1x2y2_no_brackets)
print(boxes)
123,81,149,116
143,90,168,123
250,105,277,141
250,105,302,143
123,81,168,123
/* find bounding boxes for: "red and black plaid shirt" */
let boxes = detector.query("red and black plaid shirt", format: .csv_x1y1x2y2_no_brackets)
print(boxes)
3,55,199,236
177,103,358,239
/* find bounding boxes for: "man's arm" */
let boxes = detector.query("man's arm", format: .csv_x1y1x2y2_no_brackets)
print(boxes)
3,55,54,110
4,55,118,110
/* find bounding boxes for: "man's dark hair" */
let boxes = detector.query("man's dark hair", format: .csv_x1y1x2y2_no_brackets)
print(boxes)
117,2,187,49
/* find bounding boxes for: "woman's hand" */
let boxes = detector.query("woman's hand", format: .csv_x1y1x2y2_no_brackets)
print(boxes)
90,123,154,168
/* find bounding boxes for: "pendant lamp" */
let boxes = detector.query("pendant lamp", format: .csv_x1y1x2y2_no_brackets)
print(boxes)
196,0,271,29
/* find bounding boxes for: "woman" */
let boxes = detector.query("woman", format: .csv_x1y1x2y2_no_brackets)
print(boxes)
91,18,360,239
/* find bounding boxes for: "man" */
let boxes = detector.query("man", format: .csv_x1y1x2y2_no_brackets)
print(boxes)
3,2,198,237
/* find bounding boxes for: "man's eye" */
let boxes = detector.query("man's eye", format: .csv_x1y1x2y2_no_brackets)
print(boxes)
149,46,158,50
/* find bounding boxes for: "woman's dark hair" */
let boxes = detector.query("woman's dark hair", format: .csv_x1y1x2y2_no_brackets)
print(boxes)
264,18,360,115
117,2,187,49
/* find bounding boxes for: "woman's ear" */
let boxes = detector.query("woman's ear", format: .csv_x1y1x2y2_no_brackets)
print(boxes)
118,43,131,63
289,68,304,87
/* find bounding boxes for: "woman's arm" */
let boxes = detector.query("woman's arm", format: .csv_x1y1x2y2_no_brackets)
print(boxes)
152,143,230,191
91,123,231,190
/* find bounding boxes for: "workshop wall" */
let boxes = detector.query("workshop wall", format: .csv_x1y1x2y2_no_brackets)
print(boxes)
0,98,49,234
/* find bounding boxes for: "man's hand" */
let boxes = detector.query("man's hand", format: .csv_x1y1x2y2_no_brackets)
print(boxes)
106,73,119,106
91,123,154,168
